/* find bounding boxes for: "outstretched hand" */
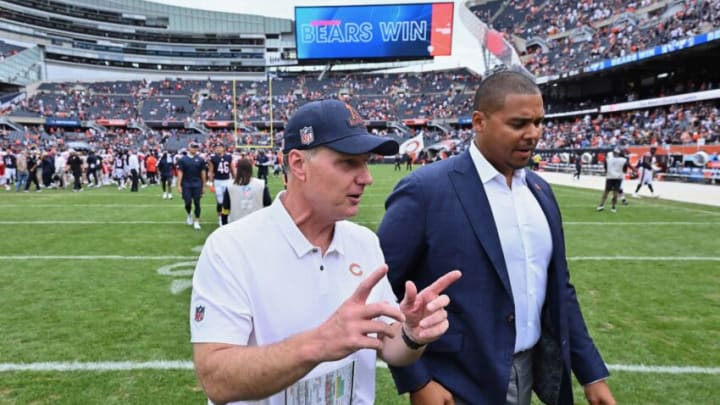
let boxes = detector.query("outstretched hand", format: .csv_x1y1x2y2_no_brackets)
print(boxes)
400,270,462,345
313,265,405,362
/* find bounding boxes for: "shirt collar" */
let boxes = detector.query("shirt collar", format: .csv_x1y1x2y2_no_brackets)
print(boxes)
270,191,344,258
469,140,527,186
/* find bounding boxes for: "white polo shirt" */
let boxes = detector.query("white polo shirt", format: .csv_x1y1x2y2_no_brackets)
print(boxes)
190,193,397,405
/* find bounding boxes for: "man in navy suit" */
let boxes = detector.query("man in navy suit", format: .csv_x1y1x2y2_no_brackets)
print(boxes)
378,70,616,405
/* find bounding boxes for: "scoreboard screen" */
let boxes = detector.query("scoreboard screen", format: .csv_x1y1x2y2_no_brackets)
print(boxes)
295,2,454,61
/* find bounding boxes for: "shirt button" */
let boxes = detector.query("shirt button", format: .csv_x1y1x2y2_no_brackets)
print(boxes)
319,265,324,271
312,248,318,253
506,314,515,323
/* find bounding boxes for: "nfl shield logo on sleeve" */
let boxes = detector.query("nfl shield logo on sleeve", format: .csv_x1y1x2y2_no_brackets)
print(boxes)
194,305,205,322
300,126,314,146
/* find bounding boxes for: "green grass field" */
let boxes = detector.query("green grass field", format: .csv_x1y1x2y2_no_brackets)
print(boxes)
1,165,719,404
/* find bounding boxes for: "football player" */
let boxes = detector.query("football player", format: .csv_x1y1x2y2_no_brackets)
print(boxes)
207,142,234,226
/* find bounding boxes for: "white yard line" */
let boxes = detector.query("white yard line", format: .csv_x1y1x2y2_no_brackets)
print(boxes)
1,360,717,374
0,361,193,372
0,220,715,226
0,204,175,208
0,255,197,260
606,364,720,374
568,256,720,261
563,222,718,225
376,361,720,374
2,255,719,261
356,221,717,226
635,200,720,216
0,221,181,224
563,221,720,226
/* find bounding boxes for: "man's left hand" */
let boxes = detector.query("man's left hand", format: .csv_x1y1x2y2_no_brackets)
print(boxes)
400,270,462,345
584,380,616,405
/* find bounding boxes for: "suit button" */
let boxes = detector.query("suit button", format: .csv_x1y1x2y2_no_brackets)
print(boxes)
506,314,515,323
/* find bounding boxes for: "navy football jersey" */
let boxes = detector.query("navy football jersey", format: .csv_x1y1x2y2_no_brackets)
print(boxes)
210,153,233,180
178,154,207,187
3,154,16,169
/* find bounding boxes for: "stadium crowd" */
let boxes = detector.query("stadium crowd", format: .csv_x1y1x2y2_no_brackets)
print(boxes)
472,0,720,77
3,94,718,159
542,100,720,149
7,69,480,124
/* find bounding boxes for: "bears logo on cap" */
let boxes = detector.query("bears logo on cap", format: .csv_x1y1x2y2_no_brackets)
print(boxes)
344,103,365,127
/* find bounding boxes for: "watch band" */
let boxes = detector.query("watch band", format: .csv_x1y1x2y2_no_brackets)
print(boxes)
401,327,426,350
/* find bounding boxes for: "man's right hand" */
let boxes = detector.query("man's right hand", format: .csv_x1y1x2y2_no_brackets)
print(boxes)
410,380,455,405
177,185,182,194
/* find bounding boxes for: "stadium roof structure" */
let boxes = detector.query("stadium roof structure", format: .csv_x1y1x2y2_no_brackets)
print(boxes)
0,0,298,80
61,0,292,34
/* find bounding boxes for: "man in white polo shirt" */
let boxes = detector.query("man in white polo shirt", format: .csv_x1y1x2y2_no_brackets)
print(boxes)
190,99,462,405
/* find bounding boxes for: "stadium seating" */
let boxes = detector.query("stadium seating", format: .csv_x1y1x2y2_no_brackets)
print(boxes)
472,0,720,78
1,66,718,156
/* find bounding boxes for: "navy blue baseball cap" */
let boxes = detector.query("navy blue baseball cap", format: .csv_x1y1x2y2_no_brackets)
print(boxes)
283,99,398,156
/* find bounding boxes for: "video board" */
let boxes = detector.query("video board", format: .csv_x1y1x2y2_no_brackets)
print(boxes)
295,2,454,61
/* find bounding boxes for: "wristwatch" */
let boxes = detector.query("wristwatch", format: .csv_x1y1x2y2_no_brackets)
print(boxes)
401,327,426,350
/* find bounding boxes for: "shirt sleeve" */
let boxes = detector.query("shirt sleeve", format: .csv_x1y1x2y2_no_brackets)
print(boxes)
190,232,254,345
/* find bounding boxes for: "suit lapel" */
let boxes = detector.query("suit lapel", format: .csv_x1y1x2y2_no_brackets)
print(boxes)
448,153,512,298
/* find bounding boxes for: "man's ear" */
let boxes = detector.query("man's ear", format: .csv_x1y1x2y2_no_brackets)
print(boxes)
472,110,486,135
287,150,307,182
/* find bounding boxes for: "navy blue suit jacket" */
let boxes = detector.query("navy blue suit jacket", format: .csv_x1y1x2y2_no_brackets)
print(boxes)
377,152,609,404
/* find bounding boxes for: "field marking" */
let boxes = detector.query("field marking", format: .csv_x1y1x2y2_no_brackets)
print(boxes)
1,219,716,227
569,256,720,261
0,255,197,260
1,361,718,375
0,361,193,372
636,201,720,216
0,203,388,209
606,364,720,374
0,221,182,225
563,221,718,225
558,202,720,216
2,255,719,262
356,221,718,226
0,204,178,208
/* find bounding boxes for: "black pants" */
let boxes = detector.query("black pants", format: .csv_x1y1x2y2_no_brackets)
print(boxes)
182,186,202,218
72,170,82,190
161,175,172,192
42,170,53,187
130,169,139,191
26,170,40,190
88,169,99,186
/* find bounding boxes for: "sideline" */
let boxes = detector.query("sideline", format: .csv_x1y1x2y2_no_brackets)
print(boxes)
1,360,718,375
1,255,718,261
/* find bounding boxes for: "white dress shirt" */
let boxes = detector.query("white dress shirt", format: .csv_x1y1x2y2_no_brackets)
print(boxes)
469,143,553,353
128,154,140,171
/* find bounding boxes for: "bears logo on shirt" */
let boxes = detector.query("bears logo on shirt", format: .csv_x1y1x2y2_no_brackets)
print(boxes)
349,263,363,276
